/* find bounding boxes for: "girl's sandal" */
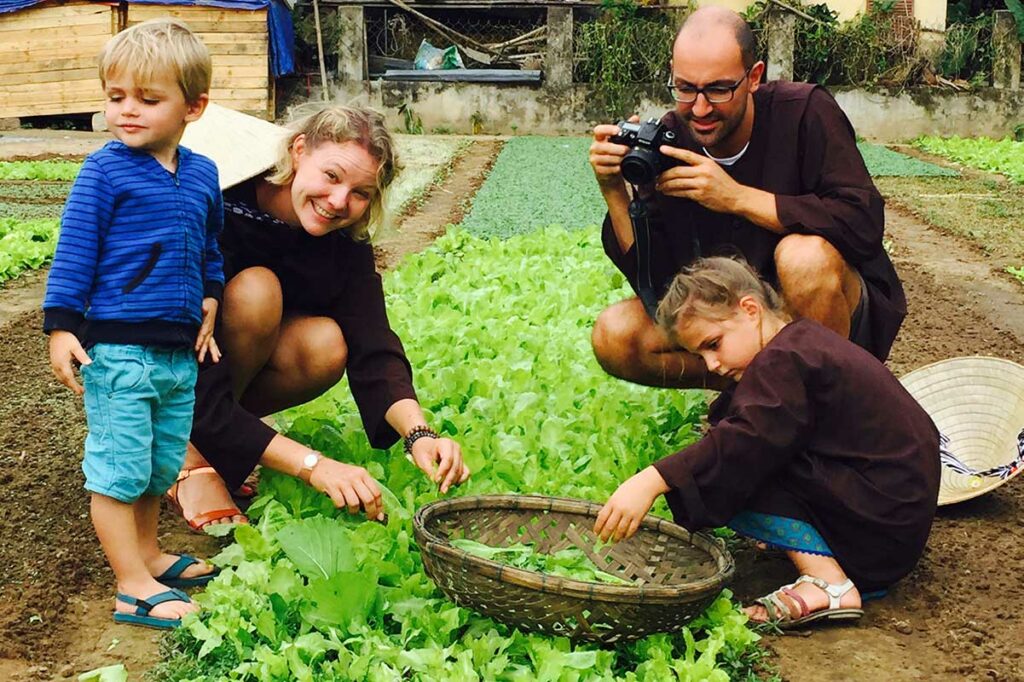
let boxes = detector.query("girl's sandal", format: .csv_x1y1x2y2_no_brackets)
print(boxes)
166,466,248,533
754,575,864,630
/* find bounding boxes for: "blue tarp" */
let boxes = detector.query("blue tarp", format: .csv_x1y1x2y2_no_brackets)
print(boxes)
0,0,294,76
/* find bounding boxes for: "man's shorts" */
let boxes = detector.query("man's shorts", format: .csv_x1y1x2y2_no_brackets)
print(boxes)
849,270,872,350
81,344,197,503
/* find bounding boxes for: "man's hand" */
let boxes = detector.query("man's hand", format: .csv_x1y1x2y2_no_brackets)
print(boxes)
409,436,470,494
655,146,748,214
594,466,671,542
48,330,91,395
589,115,640,190
195,297,220,363
309,457,385,521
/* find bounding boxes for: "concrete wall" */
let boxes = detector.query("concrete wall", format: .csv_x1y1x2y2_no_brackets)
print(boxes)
327,80,1023,142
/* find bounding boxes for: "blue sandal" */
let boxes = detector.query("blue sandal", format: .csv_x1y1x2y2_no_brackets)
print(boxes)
156,554,220,589
113,588,191,629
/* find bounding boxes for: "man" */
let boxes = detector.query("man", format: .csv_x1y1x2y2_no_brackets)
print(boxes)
589,6,905,390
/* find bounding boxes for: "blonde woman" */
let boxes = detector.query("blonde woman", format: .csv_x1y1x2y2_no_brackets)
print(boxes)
169,106,470,531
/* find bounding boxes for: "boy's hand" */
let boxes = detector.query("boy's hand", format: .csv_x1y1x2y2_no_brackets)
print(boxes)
195,297,220,363
49,330,91,395
594,466,671,543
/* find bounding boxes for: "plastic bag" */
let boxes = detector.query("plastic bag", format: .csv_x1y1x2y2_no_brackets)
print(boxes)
413,39,465,70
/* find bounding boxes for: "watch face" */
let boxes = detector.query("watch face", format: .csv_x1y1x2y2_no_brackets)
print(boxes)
303,453,320,468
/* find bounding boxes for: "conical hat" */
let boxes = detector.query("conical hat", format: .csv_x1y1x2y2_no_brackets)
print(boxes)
900,356,1024,506
181,102,289,190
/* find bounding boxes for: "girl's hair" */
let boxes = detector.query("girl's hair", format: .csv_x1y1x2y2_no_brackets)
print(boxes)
267,106,401,242
655,256,786,336
99,18,212,104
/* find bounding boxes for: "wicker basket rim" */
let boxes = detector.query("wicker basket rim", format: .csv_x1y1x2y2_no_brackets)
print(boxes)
414,494,735,603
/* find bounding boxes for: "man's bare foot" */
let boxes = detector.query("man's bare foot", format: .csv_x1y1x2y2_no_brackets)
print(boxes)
167,466,248,531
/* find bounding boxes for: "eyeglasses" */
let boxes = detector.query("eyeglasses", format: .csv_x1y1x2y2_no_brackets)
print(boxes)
666,67,752,104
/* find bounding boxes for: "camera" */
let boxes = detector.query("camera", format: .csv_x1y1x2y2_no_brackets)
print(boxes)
609,118,680,185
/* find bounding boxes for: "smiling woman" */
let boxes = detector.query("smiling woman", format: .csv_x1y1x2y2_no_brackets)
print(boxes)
169,106,471,532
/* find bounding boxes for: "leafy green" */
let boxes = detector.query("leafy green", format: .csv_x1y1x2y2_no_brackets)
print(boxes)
460,137,607,238
857,143,958,177
156,226,758,680
914,136,1024,183
0,218,59,283
0,160,81,181
451,539,631,585
1007,265,1024,285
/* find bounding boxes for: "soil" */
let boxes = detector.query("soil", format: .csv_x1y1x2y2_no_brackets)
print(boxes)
1,134,1023,681
0,137,507,680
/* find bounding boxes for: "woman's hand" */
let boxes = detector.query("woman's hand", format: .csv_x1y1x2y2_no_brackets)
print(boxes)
594,466,671,543
410,436,470,494
48,330,91,395
195,297,221,363
308,457,385,521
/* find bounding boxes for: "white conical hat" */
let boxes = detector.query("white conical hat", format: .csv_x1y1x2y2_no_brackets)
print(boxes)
181,102,290,190
900,356,1024,506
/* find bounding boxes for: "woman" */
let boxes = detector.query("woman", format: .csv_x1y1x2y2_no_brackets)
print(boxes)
169,106,469,529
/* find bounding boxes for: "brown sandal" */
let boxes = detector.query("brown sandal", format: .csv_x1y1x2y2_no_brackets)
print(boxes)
166,466,248,533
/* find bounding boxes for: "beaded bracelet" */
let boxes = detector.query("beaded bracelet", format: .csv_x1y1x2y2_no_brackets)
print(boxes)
403,425,438,456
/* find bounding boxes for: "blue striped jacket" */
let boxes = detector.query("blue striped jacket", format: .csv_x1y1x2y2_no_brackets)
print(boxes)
43,141,225,346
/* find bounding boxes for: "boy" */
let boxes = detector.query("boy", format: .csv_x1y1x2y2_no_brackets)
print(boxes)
43,18,225,629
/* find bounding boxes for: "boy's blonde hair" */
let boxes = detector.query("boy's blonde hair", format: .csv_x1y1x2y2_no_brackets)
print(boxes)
655,256,787,337
99,18,212,103
267,105,401,243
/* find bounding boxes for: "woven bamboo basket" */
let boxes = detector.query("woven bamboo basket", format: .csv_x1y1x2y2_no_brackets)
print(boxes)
413,494,735,643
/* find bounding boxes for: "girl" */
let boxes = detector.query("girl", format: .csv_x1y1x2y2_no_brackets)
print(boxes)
594,257,939,628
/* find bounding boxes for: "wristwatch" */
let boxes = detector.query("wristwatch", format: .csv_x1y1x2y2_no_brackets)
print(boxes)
298,451,323,484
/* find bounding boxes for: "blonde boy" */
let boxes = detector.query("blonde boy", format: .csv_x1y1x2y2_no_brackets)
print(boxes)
43,19,225,629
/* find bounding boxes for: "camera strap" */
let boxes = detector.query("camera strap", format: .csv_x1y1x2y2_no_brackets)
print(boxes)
628,189,659,320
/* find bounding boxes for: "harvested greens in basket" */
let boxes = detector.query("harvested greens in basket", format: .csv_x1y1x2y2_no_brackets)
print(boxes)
450,538,633,585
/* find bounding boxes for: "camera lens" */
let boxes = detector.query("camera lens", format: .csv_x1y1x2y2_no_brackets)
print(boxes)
620,148,658,185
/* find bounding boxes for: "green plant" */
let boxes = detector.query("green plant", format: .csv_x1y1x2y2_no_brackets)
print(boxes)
746,1,924,88
153,226,762,679
938,15,993,83
0,218,60,283
914,135,1024,183
399,102,424,135
0,160,81,181
574,0,678,117
459,137,606,237
470,110,485,135
1004,0,1024,40
1007,265,1024,284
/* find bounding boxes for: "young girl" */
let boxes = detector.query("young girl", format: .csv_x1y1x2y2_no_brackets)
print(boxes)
594,257,939,628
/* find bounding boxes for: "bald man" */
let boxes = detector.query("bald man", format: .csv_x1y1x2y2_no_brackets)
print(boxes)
589,7,906,390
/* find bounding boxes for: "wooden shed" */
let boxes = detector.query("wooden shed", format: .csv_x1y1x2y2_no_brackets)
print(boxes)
0,0,275,121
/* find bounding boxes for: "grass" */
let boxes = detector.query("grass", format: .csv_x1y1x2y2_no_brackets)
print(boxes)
875,175,1024,265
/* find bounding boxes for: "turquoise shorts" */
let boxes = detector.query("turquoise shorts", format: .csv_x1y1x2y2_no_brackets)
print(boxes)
81,344,197,503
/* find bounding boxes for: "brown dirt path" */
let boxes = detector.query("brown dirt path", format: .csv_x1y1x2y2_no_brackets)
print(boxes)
0,138,504,680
